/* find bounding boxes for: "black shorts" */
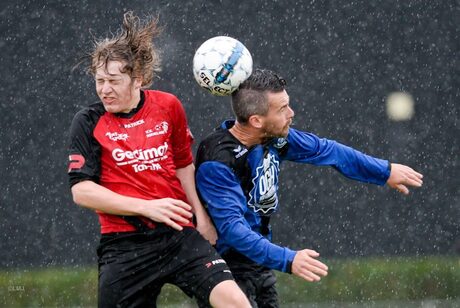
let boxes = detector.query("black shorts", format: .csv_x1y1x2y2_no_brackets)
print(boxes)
97,225,234,308
223,250,279,308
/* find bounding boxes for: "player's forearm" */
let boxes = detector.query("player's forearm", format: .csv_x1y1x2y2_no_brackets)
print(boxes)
71,180,145,215
333,142,391,185
219,220,296,272
176,163,208,217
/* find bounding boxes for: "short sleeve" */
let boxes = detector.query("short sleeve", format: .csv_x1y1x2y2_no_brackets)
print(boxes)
67,108,102,187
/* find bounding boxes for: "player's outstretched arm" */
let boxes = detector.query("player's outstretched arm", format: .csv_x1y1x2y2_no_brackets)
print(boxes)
71,180,193,230
291,249,328,282
386,163,423,195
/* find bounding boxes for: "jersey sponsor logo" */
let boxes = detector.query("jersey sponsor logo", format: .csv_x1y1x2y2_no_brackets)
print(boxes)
145,121,169,138
112,142,168,162
111,142,169,173
124,119,145,129
68,154,85,173
248,152,280,215
105,132,129,141
233,145,248,159
132,162,162,172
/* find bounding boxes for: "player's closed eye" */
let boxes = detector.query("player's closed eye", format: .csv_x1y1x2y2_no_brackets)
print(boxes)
96,79,120,85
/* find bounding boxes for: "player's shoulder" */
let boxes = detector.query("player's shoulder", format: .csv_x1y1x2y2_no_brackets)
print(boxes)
72,102,106,124
69,102,106,137
144,89,181,107
197,128,243,166
200,128,237,152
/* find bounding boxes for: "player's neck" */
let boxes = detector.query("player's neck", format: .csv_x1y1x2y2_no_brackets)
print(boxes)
229,121,264,147
127,91,142,112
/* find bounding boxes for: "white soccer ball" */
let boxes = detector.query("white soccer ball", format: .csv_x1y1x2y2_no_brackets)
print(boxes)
193,36,253,96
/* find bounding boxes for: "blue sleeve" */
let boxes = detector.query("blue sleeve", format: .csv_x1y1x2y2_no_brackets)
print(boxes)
283,128,391,185
196,161,297,272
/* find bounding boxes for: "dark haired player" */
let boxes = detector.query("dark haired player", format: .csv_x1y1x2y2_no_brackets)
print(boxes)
67,11,250,308
195,68,423,307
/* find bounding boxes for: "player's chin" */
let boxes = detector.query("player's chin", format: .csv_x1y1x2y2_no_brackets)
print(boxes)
274,128,289,138
278,132,288,138
103,104,120,113
281,126,290,137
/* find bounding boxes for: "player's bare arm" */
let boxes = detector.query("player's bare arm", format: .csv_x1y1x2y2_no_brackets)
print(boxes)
71,180,193,230
176,163,218,244
291,249,329,282
386,163,424,195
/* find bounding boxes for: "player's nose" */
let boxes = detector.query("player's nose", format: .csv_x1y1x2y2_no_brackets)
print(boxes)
101,81,112,94
288,106,295,118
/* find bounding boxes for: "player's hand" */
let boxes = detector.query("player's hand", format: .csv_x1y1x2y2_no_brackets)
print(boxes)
291,249,328,282
139,198,193,231
386,163,423,195
195,213,218,245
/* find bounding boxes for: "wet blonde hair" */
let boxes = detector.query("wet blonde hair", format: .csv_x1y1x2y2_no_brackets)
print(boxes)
89,11,162,88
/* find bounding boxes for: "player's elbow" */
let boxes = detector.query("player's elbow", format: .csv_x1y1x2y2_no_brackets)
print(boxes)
71,187,84,206
219,219,248,243
70,181,90,207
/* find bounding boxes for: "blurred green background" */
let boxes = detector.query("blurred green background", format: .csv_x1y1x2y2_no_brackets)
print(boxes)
2,256,459,307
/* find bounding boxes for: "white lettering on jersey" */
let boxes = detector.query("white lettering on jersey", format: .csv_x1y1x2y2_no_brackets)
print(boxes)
105,132,129,141
233,145,248,158
111,142,168,172
132,163,162,172
145,121,169,138
124,119,145,129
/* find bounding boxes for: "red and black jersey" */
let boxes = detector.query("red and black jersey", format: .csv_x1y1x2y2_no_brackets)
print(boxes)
68,90,195,233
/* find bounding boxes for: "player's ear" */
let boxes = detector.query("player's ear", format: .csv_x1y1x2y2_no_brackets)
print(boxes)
248,114,263,129
133,76,143,89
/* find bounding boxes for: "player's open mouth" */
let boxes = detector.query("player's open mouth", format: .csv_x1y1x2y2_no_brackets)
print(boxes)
103,97,116,104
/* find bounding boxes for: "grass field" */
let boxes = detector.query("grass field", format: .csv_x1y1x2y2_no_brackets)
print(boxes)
1,256,459,307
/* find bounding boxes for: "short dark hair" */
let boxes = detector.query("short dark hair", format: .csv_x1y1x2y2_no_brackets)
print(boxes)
231,69,287,123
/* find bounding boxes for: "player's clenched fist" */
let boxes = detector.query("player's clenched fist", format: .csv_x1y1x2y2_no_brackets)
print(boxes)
291,249,328,282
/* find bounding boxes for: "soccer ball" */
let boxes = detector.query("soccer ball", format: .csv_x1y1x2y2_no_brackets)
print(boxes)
193,36,253,96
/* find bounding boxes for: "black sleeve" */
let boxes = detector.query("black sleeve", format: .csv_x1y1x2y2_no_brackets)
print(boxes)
67,105,104,187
